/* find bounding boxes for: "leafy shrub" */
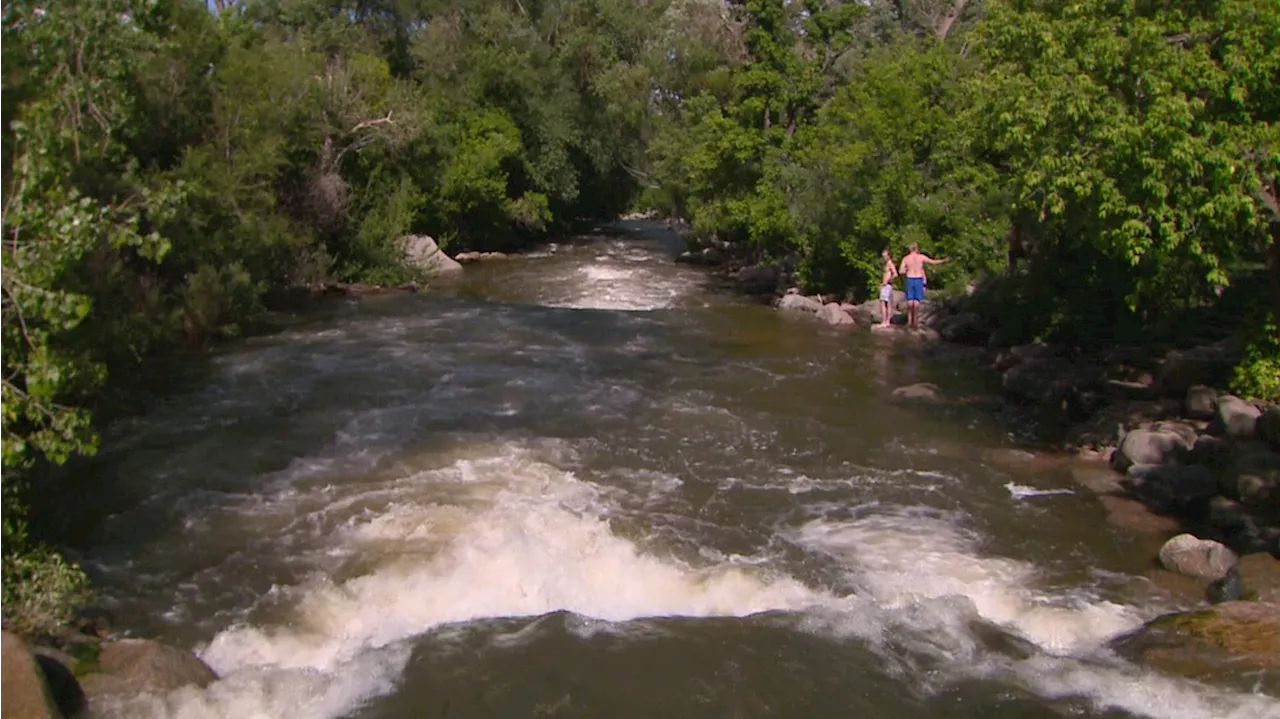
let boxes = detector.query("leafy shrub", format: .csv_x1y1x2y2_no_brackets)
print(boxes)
1230,320,1280,403
1,548,90,638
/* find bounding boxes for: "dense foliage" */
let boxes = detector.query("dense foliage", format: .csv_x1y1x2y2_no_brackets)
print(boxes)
2,0,1277,634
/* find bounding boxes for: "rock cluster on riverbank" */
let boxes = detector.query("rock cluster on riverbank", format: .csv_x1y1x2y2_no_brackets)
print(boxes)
1,628,218,719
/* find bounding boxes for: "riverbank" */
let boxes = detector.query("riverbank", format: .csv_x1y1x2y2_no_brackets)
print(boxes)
667,221,1280,679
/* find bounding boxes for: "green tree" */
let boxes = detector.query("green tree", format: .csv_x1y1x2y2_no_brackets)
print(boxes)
973,0,1280,354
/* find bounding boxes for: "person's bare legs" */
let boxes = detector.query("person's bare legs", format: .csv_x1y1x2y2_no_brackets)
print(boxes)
879,299,890,327
908,300,918,329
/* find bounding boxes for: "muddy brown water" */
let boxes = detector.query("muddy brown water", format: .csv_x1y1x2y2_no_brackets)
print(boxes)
75,222,1279,718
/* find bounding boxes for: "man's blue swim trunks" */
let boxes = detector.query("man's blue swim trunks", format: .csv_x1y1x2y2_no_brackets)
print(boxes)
906,276,925,302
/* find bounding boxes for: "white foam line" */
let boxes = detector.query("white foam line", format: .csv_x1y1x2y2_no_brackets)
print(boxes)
1005,482,1075,499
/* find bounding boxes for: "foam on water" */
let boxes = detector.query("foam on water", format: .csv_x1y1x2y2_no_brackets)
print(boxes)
541,255,701,311
792,510,1280,718
1004,481,1075,499
123,446,822,719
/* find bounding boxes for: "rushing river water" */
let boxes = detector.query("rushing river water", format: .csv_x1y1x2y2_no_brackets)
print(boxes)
76,222,1279,719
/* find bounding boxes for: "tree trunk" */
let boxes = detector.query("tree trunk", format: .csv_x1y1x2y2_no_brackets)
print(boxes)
938,0,969,40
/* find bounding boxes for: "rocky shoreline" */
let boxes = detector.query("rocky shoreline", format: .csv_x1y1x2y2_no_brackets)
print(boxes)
682,233,1280,679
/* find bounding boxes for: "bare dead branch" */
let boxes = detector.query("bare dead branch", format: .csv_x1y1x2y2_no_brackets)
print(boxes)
349,110,394,134
938,0,969,41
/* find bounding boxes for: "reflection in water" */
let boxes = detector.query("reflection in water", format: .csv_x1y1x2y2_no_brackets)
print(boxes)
80,224,1280,719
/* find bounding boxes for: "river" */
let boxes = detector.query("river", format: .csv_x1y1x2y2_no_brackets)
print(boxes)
75,222,1279,718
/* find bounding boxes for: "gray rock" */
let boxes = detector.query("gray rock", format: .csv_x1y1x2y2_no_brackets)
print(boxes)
1214,395,1261,439
1158,533,1238,580
400,235,462,274
1185,385,1219,419
891,383,942,403
1,632,58,719
775,293,823,314
1111,428,1191,472
1258,406,1280,449
817,302,857,327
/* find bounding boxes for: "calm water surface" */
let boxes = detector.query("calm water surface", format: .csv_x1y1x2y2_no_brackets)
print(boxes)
77,222,1280,718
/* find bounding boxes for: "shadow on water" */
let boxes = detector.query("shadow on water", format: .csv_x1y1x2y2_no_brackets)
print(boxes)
357,611,1130,719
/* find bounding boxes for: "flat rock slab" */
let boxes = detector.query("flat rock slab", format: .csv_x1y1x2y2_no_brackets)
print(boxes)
1113,601,1280,678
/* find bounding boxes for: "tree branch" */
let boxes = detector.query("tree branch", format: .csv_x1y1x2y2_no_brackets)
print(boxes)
937,0,968,41
349,110,394,134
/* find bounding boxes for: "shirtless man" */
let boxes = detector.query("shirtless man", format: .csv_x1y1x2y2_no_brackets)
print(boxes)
877,248,898,328
898,243,949,330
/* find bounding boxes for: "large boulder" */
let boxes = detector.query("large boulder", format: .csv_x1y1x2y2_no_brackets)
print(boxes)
1110,428,1191,472
1111,601,1280,679
1158,533,1238,580
1158,338,1243,396
1212,394,1261,439
400,235,462,275
817,302,856,327
78,638,218,704
775,293,823,314
1,632,59,719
